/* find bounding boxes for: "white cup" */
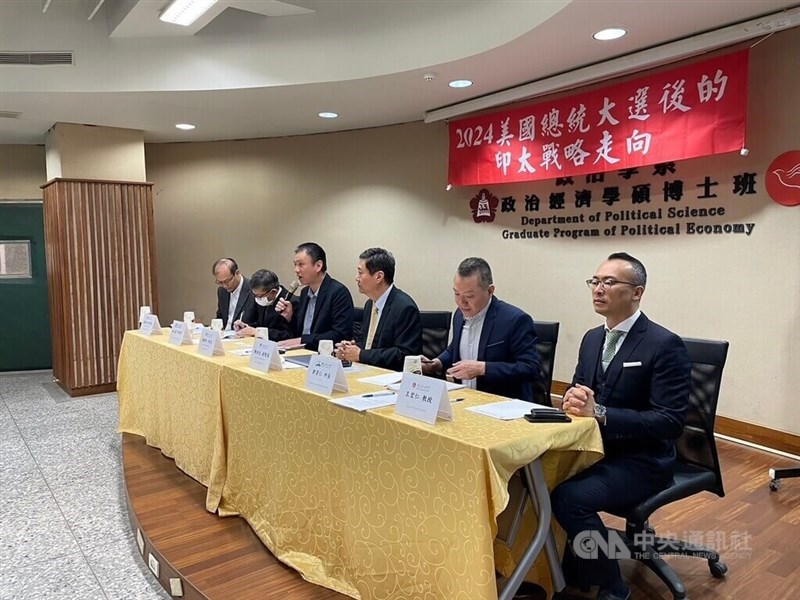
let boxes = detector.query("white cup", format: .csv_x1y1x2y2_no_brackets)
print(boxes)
183,311,195,324
139,306,151,324
318,340,334,356
256,327,269,340
211,318,223,332
403,355,422,375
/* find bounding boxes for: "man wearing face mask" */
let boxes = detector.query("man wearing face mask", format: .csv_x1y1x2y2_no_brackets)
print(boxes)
233,269,295,341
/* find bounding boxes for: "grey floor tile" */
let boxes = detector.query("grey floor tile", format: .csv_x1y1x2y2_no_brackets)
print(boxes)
0,552,106,600
54,479,134,552
0,489,81,566
0,434,51,501
85,537,171,600
29,432,122,489
0,371,56,396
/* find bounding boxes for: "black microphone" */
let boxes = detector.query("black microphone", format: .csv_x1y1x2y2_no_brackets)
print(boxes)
276,280,300,311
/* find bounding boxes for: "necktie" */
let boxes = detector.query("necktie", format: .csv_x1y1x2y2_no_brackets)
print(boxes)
302,295,316,336
601,329,624,372
365,306,379,350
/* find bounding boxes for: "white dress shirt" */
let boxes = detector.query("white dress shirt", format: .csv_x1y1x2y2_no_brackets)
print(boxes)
226,275,245,331
458,297,493,390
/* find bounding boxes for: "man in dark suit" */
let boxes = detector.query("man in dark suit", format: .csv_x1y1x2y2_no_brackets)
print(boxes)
553,252,691,600
232,269,294,342
421,257,544,402
336,247,422,371
213,257,253,330
275,242,353,351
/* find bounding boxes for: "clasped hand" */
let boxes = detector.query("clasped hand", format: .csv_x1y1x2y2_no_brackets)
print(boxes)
561,384,596,417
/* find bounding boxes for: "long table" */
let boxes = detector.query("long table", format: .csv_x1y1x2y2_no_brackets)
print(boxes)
118,331,604,599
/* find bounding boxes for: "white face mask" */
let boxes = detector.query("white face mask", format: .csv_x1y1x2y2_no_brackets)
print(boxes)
254,288,278,307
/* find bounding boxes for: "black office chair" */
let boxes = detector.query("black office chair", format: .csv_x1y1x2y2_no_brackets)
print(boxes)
613,337,730,600
420,310,451,358
352,307,364,342
533,320,559,406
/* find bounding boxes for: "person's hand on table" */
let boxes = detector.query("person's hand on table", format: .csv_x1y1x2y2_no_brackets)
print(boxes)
233,319,247,331
447,360,485,381
236,326,256,338
561,384,596,417
335,340,361,362
278,337,302,349
421,356,442,375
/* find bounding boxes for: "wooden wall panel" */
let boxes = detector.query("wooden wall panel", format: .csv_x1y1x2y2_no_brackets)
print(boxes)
41,178,158,396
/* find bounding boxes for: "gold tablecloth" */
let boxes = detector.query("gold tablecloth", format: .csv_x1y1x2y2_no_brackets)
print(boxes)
118,331,604,599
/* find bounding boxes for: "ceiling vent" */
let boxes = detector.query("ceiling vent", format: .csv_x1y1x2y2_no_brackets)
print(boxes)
0,111,23,119
0,52,74,66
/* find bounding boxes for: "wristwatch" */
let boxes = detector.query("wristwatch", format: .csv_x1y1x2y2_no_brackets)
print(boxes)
594,403,607,424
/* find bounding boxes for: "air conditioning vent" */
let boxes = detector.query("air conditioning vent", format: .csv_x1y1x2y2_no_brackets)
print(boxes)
0,111,22,119
0,52,74,66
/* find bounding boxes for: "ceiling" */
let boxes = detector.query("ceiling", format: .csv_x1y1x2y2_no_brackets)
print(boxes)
0,0,798,145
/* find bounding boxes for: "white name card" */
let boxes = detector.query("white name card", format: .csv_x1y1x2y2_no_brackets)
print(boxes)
394,373,452,425
168,321,193,346
304,355,349,396
197,327,225,357
139,314,163,336
249,338,282,372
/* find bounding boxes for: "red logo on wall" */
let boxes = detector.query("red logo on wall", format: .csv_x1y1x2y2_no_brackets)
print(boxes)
766,151,800,207
470,188,499,223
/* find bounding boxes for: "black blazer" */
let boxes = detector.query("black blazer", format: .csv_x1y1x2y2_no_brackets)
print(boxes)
438,297,543,402
357,286,422,371
291,274,354,351
216,276,254,328
572,312,690,471
239,285,294,342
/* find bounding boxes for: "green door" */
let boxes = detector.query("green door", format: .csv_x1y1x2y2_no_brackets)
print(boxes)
0,202,52,371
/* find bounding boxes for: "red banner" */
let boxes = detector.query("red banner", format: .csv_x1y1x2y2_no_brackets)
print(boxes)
448,50,748,186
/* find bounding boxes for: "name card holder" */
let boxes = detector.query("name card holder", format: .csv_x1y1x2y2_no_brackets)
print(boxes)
305,355,349,396
139,314,163,336
249,338,282,372
168,321,193,346
197,327,225,357
394,373,453,425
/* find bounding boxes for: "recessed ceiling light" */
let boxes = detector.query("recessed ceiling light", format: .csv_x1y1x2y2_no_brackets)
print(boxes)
160,0,217,27
175,123,196,130
449,79,473,89
593,27,627,41
318,112,339,119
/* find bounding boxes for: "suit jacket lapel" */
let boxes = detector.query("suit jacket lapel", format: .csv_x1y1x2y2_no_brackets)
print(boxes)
477,298,498,360
451,311,465,362
234,277,250,315
583,327,605,388
601,314,648,398
373,287,396,342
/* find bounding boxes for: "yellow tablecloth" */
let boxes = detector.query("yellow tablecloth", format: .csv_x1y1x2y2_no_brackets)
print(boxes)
118,331,604,599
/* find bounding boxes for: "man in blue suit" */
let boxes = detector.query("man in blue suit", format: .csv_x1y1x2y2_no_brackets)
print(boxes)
421,257,544,403
554,252,691,600
275,242,354,351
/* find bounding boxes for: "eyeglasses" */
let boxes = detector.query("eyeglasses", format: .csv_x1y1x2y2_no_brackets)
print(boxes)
585,278,640,290
252,288,278,299
215,274,236,286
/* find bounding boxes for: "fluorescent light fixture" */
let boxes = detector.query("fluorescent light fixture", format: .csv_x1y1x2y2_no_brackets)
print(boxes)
425,6,800,123
175,123,196,130
318,112,339,119
593,27,627,41
160,0,217,27
448,79,473,89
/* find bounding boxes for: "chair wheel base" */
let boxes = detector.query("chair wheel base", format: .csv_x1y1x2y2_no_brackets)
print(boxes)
769,479,781,491
709,560,728,578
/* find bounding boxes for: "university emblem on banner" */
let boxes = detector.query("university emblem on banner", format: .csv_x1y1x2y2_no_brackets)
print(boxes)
470,188,499,223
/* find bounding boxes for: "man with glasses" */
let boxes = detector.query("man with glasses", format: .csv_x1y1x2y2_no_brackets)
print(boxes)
232,269,294,341
552,252,690,600
213,258,253,331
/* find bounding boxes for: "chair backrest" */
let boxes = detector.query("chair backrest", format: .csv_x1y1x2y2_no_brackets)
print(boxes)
420,310,451,358
677,337,729,497
352,307,364,342
533,320,559,404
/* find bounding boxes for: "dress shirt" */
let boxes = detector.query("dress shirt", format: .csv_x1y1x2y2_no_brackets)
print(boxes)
604,308,642,353
226,275,244,331
458,297,493,390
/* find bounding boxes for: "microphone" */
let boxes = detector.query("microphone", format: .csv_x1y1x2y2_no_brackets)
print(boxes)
276,280,300,312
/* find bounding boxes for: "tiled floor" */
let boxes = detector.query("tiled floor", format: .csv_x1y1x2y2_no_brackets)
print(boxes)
0,370,170,600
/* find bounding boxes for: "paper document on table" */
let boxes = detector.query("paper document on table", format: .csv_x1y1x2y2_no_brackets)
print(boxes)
387,380,464,392
357,372,403,386
229,348,253,356
466,399,535,421
330,393,397,412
